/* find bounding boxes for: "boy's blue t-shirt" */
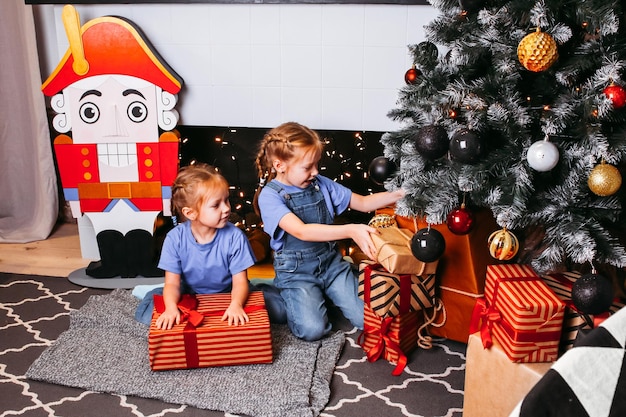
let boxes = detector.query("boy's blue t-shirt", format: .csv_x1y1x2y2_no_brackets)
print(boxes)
157,221,256,294
258,175,352,252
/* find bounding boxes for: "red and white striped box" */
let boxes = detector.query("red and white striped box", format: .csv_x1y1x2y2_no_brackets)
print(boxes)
471,264,565,363
359,304,420,375
148,292,273,371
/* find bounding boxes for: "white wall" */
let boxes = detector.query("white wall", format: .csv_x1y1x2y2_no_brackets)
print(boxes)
33,3,437,132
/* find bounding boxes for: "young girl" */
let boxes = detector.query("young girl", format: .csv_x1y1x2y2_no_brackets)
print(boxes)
135,163,285,328
255,122,405,341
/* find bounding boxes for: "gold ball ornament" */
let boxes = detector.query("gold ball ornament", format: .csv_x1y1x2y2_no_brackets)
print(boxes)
517,28,558,72
588,163,622,196
368,213,398,228
488,228,519,261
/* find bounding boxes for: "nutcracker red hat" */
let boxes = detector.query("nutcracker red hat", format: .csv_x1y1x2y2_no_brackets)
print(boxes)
42,6,182,96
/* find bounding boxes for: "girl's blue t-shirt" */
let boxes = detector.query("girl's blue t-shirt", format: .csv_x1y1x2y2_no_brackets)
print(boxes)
258,175,352,252
157,221,256,294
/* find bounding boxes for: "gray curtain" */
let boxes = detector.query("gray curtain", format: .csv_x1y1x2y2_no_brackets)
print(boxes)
0,0,58,242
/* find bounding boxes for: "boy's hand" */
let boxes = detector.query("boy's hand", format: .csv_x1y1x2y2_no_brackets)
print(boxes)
222,304,249,326
155,307,181,330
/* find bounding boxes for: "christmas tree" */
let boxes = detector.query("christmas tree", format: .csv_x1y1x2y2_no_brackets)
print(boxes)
383,0,626,278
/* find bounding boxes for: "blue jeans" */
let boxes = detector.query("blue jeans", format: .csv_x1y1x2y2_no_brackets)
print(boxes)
273,244,364,341
134,282,287,325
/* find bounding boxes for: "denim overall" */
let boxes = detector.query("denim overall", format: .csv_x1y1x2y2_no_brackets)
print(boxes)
267,179,364,341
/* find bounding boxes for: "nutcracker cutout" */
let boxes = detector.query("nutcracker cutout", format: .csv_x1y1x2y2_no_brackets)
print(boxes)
42,5,183,279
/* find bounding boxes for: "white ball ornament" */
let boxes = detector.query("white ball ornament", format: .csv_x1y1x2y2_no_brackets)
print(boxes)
527,140,559,172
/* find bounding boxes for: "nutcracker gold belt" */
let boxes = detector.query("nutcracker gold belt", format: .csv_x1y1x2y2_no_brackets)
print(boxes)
78,181,162,199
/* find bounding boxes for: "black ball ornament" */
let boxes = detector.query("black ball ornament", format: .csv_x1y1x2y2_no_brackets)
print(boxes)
415,41,439,68
459,0,485,13
571,273,614,315
410,228,446,263
449,128,484,164
414,125,449,160
368,156,397,185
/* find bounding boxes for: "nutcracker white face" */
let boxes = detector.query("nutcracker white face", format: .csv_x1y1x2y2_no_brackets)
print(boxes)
66,75,159,146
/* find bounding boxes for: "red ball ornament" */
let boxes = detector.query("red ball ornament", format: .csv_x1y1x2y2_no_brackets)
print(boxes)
404,65,421,85
604,83,626,108
446,204,474,235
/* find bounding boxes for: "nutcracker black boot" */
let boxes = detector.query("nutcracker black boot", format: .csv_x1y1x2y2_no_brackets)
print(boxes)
125,229,164,278
86,230,128,278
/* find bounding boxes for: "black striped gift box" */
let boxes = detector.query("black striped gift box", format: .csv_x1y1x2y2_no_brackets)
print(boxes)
358,260,436,318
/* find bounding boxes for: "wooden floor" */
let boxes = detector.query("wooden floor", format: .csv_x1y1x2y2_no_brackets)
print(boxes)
0,222,275,278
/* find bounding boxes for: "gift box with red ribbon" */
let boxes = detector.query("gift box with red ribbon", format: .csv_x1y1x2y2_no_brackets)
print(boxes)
148,291,273,371
375,207,498,343
358,260,436,318
470,264,565,363
358,304,420,376
370,227,439,275
542,271,625,352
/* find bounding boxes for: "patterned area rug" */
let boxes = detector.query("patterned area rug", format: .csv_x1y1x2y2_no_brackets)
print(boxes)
1,273,466,417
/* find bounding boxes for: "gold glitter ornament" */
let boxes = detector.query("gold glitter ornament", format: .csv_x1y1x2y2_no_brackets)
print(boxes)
488,228,519,260
368,213,398,228
517,28,559,72
588,162,622,196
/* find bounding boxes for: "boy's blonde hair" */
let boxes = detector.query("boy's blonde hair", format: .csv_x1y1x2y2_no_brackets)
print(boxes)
171,163,229,221
255,122,324,184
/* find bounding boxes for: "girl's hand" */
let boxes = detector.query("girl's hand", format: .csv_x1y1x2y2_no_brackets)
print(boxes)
156,307,181,330
222,304,249,326
350,224,379,260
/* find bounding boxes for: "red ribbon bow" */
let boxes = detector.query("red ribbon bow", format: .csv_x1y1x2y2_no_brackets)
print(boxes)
359,316,408,376
469,297,501,349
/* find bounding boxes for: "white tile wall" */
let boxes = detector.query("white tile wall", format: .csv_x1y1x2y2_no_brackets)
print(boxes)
34,3,437,132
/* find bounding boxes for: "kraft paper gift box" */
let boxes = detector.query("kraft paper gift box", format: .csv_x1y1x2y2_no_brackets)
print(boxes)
358,260,436,318
370,227,438,275
463,332,552,417
149,291,273,371
542,271,625,352
359,304,420,376
470,264,565,363
376,207,499,343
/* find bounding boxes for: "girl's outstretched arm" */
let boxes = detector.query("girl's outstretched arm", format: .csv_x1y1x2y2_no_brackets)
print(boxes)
278,213,380,259
349,188,405,213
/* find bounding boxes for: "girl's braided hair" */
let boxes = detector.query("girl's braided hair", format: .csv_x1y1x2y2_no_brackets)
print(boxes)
255,122,324,184
170,163,229,222
253,122,324,214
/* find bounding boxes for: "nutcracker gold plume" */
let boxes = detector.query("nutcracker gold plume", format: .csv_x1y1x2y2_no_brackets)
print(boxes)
43,5,183,279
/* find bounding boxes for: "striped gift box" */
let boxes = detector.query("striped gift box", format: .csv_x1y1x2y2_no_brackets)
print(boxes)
359,304,420,375
542,271,625,352
471,264,565,363
148,292,273,371
358,260,436,318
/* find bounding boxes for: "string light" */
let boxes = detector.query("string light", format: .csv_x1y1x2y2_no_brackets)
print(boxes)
179,127,385,227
